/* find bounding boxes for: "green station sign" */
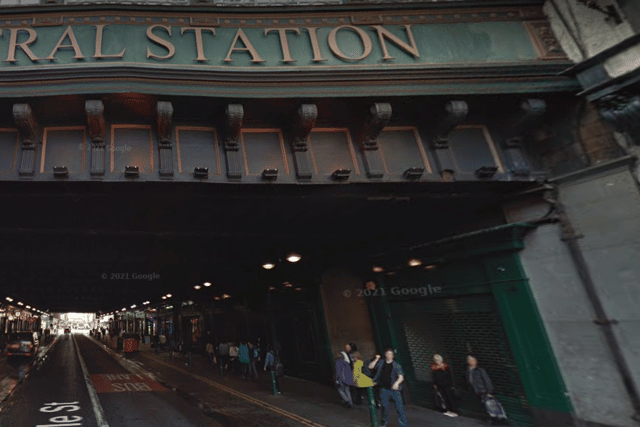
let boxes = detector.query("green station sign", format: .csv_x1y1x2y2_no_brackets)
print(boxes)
0,21,544,69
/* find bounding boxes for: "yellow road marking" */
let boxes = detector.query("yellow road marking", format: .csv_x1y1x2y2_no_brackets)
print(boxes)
142,354,327,427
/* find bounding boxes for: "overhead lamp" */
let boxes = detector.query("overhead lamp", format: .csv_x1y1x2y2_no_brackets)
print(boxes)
286,252,301,263
121,308,126,311
162,296,167,300
284,282,293,288
268,286,276,291
204,282,211,287
166,294,172,298
222,294,230,299
17,302,23,306
214,296,220,301
5,297,13,302
262,263,275,270
194,285,201,290
372,266,384,273
425,264,437,270
408,258,422,267
26,305,31,309
143,301,150,305
131,304,136,308
295,287,302,291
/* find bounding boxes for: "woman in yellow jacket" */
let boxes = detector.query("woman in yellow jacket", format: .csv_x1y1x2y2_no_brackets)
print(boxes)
352,352,380,426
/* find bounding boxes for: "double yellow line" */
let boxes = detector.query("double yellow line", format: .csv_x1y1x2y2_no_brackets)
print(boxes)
146,355,327,427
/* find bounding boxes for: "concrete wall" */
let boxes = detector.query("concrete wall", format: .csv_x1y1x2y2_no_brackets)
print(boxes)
319,267,377,364
544,0,640,78
504,162,640,426
518,222,636,427
559,166,640,398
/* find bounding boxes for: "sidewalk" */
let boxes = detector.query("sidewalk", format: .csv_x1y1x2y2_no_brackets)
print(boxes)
118,340,486,427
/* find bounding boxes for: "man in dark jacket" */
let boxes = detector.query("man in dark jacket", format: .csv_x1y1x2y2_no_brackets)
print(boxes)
373,347,408,427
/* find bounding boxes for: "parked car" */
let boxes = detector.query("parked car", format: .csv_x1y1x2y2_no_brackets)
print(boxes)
64,328,71,334
6,331,39,358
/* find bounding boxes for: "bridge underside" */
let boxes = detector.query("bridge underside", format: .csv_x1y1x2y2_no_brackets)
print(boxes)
0,179,534,312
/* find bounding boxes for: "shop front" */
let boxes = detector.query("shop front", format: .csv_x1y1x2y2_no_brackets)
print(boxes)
367,223,573,427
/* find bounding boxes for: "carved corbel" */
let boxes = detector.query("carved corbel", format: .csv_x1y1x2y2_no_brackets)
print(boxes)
224,104,244,179
430,101,468,180
359,103,392,179
503,99,547,176
157,101,174,177
85,100,106,177
290,104,317,180
13,104,39,177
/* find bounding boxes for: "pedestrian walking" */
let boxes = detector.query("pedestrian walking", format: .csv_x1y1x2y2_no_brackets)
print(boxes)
345,342,363,405
372,347,409,427
206,341,215,365
431,354,459,417
263,346,282,394
229,342,239,372
219,341,230,370
238,341,250,379
248,341,259,380
335,350,354,408
466,355,508,424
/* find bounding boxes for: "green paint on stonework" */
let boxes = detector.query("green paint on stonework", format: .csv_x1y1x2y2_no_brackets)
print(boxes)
0,79,581,99
372,223,574,416
2,22,539,69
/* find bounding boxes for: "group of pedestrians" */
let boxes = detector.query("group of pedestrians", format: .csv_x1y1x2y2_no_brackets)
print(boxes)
212,340,283,393
336,343,408,427
335,344,508,426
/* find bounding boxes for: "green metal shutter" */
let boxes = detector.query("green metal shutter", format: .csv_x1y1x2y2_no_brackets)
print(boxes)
389,294,536,427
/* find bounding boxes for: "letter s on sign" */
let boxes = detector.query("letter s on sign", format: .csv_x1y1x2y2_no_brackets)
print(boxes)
40,404,81,412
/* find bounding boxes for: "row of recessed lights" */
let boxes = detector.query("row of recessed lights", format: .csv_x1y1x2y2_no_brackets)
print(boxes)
193,282,212,290
262,252,302,270
4,297,48,315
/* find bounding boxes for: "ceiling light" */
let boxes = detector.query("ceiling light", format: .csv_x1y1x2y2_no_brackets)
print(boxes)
214,296,220,300
162,296,167,300
262,263,275,270
131,305,136,308
222,294,230,299
284,283,293,288
204,282,211,287
166,294,172,298
425,264,437,270
122,308,126,311
372,266,384,273
286,252,301,263
268,286,276,291
295,287,302,291
194,285,201,290
408,258,422,267
17,302,23,306
5,297,12,302
26,305,31,309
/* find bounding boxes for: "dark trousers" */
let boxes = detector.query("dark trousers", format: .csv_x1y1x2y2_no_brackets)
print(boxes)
436,385,457,412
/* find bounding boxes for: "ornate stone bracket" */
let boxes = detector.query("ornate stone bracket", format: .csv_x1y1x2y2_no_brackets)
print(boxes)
224,104,244,179
503,99,547,176
430,101,468,180
13,104,38,177
291,104,317,180
85,100,105,177
360,102,391,179
157,101,174,178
